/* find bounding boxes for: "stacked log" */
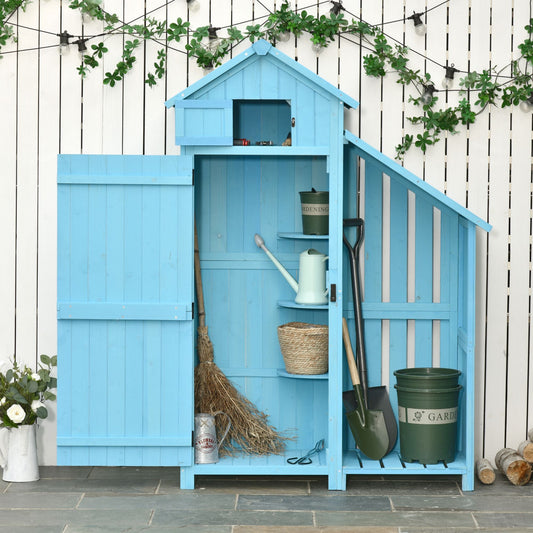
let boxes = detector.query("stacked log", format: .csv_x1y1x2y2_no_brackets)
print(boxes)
517,439,533,463
476,458,495,484
495,448,532,486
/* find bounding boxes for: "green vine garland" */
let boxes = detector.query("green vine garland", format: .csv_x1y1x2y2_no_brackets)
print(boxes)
1,0,532,159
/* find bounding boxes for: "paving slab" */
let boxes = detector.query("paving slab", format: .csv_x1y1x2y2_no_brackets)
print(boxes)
152,509,315,527
392,493,533,512
78,492,236,510
315,510,477,528
159,476,311,494
0,491,81,509
66,527,231,533
5,477,159,494
237,494,391,512
232,526,398,533
0,509,151,528
474,512,533,529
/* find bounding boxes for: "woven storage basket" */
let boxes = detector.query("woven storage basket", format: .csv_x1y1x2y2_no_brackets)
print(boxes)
277,322,328,375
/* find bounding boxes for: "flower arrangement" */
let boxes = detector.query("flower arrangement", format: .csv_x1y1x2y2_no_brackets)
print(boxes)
0,355,57,428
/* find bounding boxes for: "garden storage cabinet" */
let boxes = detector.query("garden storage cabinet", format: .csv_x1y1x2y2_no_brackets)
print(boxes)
57,39,491,491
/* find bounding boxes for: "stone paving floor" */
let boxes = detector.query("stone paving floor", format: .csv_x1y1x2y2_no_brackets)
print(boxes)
0,466,532,532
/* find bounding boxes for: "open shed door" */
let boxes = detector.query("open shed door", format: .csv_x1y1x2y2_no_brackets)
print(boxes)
57,154,194,466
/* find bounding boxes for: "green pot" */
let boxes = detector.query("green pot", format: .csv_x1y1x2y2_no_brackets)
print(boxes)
394,367,461,389
395,384,462,464
299,190,329,235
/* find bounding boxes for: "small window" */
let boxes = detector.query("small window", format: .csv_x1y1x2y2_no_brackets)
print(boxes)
233,100,292,146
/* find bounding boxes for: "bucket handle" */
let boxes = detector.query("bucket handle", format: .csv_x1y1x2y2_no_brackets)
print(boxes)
212,411,231,448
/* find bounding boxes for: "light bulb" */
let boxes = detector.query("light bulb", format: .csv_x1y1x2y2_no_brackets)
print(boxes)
442,65,458,89
410,12,426,36
519,95,533,112
59,31,71,56
277,31,291,42
187,0,201,12
312,42,325,55
420,84,437,106
75,38,88,57
208,26,220,51
330,1,343,15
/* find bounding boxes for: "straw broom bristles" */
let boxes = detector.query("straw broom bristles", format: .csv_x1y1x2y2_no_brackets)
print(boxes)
194,226,288,456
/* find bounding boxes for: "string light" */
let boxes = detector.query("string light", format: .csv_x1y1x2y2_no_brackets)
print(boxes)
519,93,533,112
330,1,343,15
420,83,437,105
74,38,88,55
207,26,220,51
58,31,72,56
186,0,201,12
408,12,427,36
442,64,459,88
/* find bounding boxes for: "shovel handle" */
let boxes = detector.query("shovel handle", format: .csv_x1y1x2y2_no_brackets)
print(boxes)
342,318,361,387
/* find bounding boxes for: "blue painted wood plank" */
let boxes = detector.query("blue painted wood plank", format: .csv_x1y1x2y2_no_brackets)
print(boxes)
57,303,190,321
88,321,108,465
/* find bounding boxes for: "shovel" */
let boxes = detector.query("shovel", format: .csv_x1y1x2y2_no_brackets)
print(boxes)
342,318,389,460
343,218,398,455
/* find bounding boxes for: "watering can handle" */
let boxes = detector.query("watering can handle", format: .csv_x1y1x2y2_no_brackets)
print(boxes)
212,411,231,448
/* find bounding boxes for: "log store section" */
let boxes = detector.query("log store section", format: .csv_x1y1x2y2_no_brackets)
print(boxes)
57,39,491,491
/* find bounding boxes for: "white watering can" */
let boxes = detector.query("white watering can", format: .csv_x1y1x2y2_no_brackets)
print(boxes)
254,233,328,305
0,425,40,482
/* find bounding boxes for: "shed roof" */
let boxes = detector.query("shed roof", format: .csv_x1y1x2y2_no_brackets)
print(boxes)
165,39,359,109
344,130,491,232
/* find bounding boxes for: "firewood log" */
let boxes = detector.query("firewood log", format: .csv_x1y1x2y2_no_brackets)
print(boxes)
517,440,533,463
528,428,533,442
495,448,532,486
476,458,496,484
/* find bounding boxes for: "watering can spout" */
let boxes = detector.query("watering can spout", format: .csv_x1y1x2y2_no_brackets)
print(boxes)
254,233,299,293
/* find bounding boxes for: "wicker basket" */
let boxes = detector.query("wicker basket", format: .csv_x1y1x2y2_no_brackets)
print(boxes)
277,322,328,375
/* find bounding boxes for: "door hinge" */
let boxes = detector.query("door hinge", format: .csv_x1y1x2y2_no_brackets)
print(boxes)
192,168,195,186
192,302,194,319
330,283,337,302
191,430,194,447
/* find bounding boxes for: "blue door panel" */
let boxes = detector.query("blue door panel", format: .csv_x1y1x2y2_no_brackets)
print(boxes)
57,154,194,466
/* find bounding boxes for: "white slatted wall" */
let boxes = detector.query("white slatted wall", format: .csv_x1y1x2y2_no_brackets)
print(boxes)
0,0,531,466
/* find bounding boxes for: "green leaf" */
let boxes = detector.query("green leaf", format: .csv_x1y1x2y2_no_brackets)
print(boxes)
36,406,48,419
40,354,51,366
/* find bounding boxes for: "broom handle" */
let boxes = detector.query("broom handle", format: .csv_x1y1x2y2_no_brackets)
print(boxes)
194,221,206,328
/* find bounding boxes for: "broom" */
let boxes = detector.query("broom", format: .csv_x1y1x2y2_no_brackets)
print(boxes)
193,224,288,456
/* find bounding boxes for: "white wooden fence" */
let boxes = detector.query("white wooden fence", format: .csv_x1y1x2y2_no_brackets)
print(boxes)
0,0,531,466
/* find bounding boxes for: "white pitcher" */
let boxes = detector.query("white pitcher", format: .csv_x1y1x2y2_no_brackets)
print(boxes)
0,424,40,482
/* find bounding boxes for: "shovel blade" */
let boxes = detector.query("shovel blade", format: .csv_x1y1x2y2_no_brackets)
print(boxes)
367,386,398,454
346,406,389,461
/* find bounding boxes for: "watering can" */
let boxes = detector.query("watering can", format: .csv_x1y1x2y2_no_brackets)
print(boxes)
194,412,231,464
254,233,328,305
0,425,40,482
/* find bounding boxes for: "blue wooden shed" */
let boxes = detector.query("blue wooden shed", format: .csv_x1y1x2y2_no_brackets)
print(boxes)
57,39,491,491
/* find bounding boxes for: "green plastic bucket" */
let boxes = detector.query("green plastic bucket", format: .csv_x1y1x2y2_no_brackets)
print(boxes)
394,368,462,464
299,190,329,235
394,367,461,389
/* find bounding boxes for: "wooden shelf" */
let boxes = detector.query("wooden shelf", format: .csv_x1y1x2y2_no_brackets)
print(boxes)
278,299,328,310
277,369,328,379
278,232,329,240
